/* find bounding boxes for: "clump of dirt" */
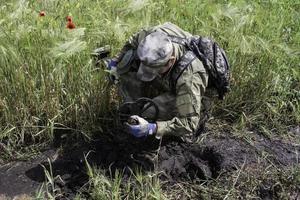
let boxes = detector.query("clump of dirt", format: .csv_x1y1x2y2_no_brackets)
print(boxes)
0,126,299,198
257,180,282,200
157,143,222,181
0,149,58,198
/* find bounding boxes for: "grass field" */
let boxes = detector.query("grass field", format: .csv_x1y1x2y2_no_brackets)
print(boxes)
0,0,299,199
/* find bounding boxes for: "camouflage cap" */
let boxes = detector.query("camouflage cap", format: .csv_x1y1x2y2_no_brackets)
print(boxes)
137,31,173,81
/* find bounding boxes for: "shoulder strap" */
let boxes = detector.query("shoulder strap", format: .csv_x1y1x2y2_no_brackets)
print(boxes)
168,35,188,46
170,51,197,93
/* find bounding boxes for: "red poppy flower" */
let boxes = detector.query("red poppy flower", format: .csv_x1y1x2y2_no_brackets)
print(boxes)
66,16,72,21
66,16,75,29
39,11,45,17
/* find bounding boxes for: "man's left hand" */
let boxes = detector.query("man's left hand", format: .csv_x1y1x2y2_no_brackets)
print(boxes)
104,59,119,83
125,115,157,138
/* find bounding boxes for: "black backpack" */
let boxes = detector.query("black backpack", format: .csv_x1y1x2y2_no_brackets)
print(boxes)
170,35,231,100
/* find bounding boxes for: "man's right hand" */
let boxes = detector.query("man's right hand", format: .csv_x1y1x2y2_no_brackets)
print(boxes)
124,115,157,138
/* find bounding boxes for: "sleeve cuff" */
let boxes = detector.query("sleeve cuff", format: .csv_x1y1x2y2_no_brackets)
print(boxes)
155,121,169,139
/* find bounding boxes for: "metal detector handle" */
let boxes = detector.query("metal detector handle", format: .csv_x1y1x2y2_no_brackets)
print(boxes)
135,98,159,122
91,45,111,68
119,98,159,124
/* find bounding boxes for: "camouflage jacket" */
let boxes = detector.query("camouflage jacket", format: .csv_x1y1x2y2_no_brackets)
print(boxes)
116,22,208,139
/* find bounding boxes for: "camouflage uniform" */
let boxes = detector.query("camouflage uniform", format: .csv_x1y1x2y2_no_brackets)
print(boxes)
115,22,208,140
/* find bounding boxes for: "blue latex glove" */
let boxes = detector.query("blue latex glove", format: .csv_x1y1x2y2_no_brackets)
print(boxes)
125,115,157,138
107,59,117,70
105,59,118,83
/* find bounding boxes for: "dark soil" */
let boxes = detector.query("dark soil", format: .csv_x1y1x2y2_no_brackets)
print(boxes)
0,125,299,199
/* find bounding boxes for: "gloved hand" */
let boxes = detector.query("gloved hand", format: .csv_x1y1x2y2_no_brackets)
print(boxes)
105,59,118,83
125,115,157,138
107,59,117,70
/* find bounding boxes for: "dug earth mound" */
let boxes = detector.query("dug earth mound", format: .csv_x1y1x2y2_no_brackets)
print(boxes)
0,124,299,199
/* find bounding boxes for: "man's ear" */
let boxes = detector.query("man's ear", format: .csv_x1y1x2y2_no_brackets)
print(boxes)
160,56,176,74
168,56,176,67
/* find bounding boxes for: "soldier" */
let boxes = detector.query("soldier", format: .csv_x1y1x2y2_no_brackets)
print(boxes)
108,22,209,141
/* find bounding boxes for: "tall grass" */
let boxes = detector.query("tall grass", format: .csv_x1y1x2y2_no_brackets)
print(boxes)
1,0,299,199
0,0,299,149
86,167,165,199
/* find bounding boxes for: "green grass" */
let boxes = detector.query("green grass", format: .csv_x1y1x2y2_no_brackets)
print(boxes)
37,156,300,199
87,168,165,200
1,0,299,141
0,0,299,143
0,0,299,199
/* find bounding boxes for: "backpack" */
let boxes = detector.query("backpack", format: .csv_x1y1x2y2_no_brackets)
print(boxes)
169,35,231,100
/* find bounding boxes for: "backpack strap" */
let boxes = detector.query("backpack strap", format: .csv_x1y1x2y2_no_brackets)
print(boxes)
170,50,210,137
170,51,197,94
168,35,188,46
